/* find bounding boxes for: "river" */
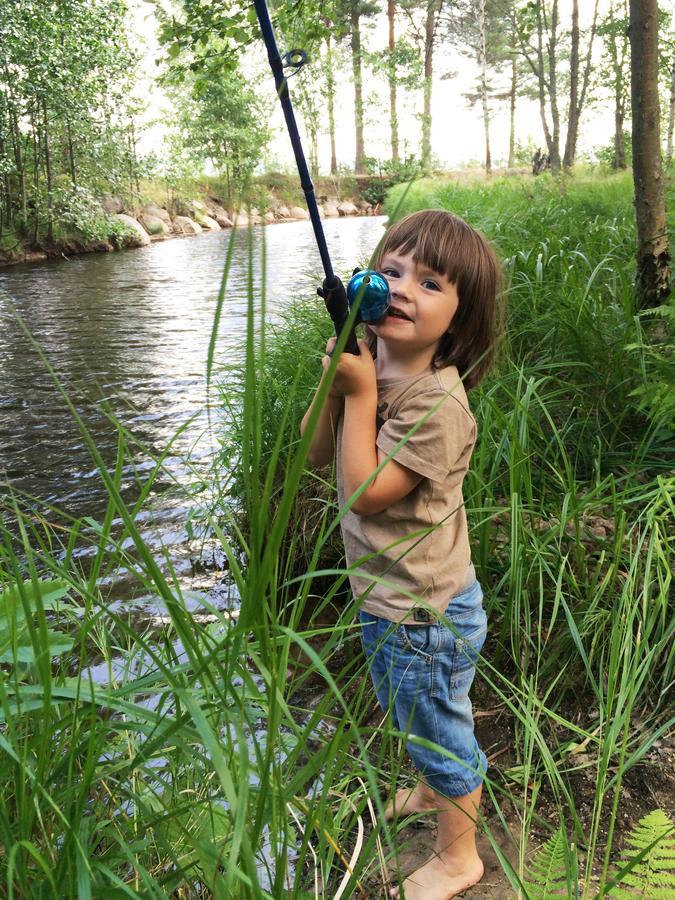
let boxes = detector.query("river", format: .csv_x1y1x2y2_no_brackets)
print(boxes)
0,216,386,609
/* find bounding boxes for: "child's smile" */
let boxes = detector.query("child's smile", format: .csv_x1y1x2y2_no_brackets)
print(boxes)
372,251,460,369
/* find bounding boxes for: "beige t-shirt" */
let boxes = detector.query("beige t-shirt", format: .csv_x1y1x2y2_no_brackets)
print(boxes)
336,365,476,622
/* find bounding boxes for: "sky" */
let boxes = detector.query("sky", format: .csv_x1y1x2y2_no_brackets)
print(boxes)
129,0,619,172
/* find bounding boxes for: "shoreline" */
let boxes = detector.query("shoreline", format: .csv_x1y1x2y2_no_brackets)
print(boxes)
0,205,379,271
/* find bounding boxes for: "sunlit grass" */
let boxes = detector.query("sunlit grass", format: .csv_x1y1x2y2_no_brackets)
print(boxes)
0,171,673,896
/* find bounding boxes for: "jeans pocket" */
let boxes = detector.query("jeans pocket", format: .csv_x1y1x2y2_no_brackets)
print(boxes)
449,616,487,701
396,622,442,662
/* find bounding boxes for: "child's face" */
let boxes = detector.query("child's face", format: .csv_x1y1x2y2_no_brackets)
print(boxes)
372,250,459,360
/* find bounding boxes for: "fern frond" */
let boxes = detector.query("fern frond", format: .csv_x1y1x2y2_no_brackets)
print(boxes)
524,825,575,898
606,808,675,898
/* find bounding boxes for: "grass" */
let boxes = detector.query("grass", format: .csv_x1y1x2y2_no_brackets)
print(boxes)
0,170,673,896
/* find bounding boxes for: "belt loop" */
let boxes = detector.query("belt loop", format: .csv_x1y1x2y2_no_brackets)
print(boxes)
412,607,431,623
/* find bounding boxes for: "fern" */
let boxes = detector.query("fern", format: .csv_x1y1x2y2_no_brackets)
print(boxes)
606,809,675,898
523,825,577,898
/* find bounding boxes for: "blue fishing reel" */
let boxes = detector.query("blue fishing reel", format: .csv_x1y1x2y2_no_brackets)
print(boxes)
346,269,390,323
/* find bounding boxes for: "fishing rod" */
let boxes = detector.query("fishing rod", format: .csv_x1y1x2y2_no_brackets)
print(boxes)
252,0,389,355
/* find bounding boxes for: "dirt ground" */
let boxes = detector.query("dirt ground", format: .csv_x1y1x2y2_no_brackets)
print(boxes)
358,690,675,898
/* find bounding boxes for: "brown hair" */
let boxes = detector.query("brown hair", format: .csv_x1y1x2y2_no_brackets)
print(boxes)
367,209,503,389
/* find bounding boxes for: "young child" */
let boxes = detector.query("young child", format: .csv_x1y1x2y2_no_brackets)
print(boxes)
300,209,502,899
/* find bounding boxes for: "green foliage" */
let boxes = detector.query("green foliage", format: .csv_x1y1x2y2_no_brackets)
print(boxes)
52,185,127,244
0,0,141,242
158,11,270,205
360,157,422,206
0,578,73,667
607,809,675,898
593,132,633,169
523,826,577,897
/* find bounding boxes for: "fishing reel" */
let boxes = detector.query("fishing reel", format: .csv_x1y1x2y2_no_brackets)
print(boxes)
318,269,390,355
346,269,390,323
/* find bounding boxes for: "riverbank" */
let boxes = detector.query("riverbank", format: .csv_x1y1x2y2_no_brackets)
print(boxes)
0,171,389,269
0,167,535,269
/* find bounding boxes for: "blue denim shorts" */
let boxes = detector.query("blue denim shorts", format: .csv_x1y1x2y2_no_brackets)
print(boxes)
359,579,488,798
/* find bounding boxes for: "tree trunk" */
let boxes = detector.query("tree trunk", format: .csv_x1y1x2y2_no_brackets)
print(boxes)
478,0,491,174
32,120,40,246
534,2,556,168
667,53,675,163
388,0,399,163
546,0,561,173
324,37,338,174
614,102,626,169
4,75,27,222
350,8,366,174
422,0,441,173
563,0,600,169
66,121,77,185
628,0,671,307
608,0,629,169
42,99,53,243
508,50,517,169
562,0,579,170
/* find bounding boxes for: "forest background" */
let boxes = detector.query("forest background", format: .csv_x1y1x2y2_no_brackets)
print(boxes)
1,0,674,259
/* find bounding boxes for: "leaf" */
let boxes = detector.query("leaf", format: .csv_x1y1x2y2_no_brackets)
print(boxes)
606,809,675,898
523,825,573,898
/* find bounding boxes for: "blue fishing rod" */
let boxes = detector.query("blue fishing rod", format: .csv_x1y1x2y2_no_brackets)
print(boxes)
252,0,389,355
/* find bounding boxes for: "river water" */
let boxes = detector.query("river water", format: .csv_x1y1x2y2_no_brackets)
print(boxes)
0,217,386,607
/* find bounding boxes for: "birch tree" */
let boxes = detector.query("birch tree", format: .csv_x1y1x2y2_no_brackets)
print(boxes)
562,0,600,169
597,0,630,169
628,0,671,307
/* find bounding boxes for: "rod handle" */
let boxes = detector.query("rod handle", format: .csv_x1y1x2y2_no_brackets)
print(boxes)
318,276,359,355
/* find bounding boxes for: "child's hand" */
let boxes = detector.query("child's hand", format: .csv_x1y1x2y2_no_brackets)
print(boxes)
322,337,376,398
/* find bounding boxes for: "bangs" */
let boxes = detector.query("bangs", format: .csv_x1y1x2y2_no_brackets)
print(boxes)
377,210,472,284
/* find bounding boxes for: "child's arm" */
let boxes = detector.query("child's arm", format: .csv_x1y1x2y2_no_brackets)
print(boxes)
300,339,344,468
333,340,422,516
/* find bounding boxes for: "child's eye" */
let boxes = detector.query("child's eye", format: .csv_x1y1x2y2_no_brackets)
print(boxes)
381,268,399,278
422,279,441,290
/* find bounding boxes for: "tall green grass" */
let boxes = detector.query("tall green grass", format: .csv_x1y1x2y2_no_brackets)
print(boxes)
217,172,674,893
0,171,672,896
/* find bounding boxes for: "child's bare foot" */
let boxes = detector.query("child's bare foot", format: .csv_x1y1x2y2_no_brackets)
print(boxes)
390,852,484,899
384,781,440,822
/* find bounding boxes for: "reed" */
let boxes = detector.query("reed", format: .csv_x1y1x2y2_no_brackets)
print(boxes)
0,171,672,896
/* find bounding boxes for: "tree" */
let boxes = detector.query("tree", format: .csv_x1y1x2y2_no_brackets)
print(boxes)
388,0,400,162
597,0,630,169
448,0,507,175
628,0,671,307
337,0,379,174
509,0,563,172
0,0,139,243
166,63,269,203
562,0,600,169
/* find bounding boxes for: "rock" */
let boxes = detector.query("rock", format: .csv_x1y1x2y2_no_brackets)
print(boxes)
323,202,340,217
115,214,150,246
173,216,202,235
264,212,276,225
138,213,171,236
290,206,309,220
208,204,233,228
141,203,171,226
190,199,207,214
276,205,291,219
103,195,123,214
337,201,358,217
233,212,249,227
201,215,221,231
249,211,261,225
